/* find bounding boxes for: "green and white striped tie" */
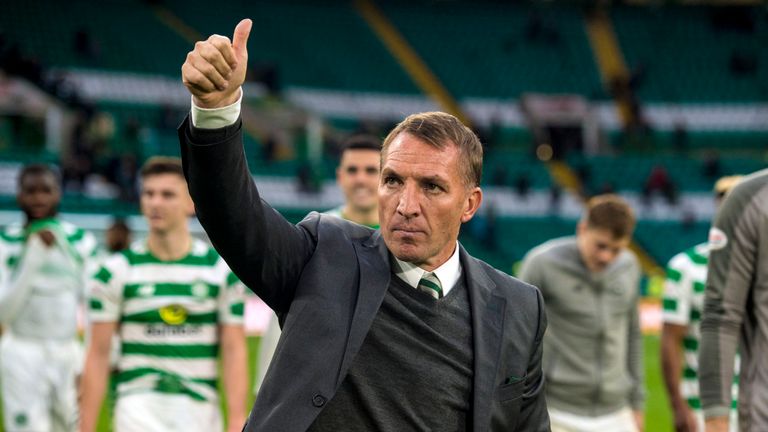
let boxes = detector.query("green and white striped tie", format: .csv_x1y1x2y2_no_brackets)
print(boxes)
418,272,443,299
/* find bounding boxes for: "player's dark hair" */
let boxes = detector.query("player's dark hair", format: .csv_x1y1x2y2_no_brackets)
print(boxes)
140,156,184,180
341,134,381,153
382,111,483,188
584,194,636,239
18,164,60,189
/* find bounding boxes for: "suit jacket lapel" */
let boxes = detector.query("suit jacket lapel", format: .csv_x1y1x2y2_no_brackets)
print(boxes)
462,246,506,431
337,231,391,388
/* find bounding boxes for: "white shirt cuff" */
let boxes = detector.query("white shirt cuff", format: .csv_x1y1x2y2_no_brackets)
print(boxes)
190,89,242,129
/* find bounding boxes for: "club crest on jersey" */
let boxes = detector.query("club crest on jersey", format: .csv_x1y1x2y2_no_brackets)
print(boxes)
138,284,155,297
192,281,209,298
708,227,728,251
14,413,28,427
159,304,188,325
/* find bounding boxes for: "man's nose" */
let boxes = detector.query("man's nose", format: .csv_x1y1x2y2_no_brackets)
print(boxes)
396,183,420,218
146,194,162,206
598,250,615,264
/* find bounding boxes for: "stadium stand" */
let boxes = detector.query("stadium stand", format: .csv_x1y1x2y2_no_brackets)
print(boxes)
612,5,768,103
634,220,710,266
569,153,766,194
0,0,188,75
165,0,418,94
382,1,604,99
608,129,768,152
0,0,765,269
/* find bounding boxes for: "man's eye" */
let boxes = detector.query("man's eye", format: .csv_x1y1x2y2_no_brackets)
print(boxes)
384,176,399,185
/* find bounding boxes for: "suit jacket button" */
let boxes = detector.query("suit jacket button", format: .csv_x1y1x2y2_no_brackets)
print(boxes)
312,394,326,407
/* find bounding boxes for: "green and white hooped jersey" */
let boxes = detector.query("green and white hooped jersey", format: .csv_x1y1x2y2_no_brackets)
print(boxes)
0,219,98,337
663,243,739,413
89,239,246,402
0,219,98,283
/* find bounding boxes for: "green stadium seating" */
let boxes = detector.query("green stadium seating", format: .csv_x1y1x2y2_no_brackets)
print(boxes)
570,153,767,193
634,220,709,265
482,150,553,188
612,5,768,102
163,0,418,94
608,129,768,152
381,1,603,99
0,0,189,75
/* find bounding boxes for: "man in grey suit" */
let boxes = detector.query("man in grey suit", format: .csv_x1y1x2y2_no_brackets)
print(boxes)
178,19,549,431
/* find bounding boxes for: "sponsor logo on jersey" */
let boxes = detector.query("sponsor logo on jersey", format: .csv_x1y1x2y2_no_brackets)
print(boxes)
708,227,728,251
159,304,187,325
145,323,202,336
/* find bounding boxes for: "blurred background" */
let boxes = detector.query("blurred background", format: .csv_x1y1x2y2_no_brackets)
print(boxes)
0,0,766,429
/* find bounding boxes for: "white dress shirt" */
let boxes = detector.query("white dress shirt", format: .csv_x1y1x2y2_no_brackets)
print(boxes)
391,241,462,296
190,89,242,129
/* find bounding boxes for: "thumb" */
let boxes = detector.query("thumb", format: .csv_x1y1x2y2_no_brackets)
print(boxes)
232,18,252,60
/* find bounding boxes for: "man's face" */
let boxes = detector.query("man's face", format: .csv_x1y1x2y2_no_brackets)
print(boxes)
379,133,482,271
576,223,630,273
337,148,380,213
140,174,194,234
17,173,61,221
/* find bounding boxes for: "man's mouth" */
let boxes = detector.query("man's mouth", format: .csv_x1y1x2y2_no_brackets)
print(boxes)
352,187,373,197
392,226,424,236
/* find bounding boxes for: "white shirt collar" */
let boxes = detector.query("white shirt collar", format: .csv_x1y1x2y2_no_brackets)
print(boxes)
392,241,462,296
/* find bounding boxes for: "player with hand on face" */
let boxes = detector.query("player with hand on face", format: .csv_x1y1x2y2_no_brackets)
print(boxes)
0,164,98,432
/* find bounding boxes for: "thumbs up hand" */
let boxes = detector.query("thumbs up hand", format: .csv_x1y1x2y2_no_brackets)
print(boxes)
182,19,252,109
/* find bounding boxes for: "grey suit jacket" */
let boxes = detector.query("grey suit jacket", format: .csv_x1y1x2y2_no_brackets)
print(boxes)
178,117,550,431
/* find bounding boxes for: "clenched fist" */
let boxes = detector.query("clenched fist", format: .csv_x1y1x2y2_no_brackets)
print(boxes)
182,18,252,109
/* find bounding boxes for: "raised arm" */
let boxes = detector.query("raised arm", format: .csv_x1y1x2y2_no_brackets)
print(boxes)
179,19,315,312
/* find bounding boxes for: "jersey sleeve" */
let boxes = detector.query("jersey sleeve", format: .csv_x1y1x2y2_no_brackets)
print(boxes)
218,263,246,326
78,230,101,276
0,238,8,293
88,254,126,322
77,230,102,301
662,253,693,326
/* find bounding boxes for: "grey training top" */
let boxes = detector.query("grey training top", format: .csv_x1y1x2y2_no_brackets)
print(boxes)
700,168,768,429
518,236,644,416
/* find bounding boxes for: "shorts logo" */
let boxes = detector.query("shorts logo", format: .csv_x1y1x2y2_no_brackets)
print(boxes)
14,412,28,427
708,227,728,251
159,304,188,325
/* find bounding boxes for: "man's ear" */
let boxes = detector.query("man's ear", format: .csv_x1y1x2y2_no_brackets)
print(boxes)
460,187,483,223
576,219,587,237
